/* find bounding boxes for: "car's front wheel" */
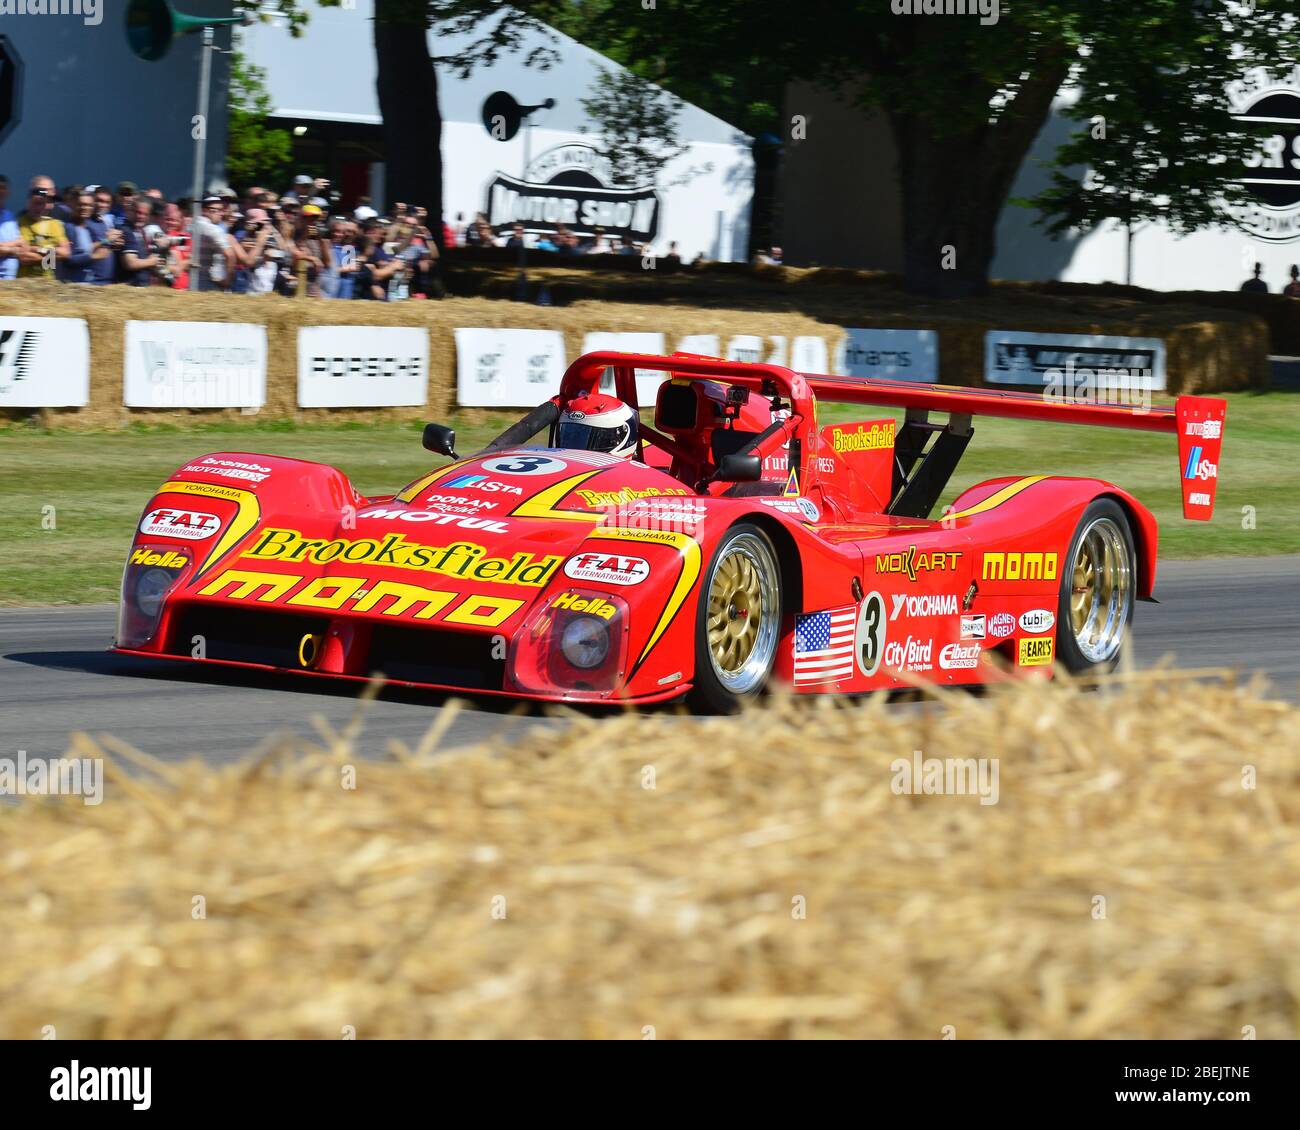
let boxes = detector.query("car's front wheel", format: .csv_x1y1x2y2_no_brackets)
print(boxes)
1056,498,1136,675
688,523,782,713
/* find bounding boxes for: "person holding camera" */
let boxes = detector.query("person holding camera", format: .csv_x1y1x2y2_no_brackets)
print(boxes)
58,191,115,285
234,207,284,296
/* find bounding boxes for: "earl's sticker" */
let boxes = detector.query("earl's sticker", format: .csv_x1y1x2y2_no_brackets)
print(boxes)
1018,636,1054,667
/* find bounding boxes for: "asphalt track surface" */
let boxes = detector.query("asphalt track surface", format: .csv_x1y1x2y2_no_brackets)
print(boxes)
2,555,1297,765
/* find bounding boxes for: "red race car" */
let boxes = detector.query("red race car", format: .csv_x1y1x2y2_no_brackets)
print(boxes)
114,351,1226,711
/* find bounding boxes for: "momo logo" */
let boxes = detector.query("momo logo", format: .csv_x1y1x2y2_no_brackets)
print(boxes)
939,642,981,670
358,507,509,534
1019,608,1055,633
444,475,523,495
139,508,221,541
829,421,895,454
1183,446,1218,481
564,552,650,587
244,527,560,587
0,329,36,393
876,546,962,583
891,592,958,620
982,552,1058,582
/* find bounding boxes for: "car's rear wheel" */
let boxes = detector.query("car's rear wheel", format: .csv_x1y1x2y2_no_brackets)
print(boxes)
688,523,782,713
1056,499,1136,675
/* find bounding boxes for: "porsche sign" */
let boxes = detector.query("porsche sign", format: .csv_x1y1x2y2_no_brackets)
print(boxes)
1229,65,1300,243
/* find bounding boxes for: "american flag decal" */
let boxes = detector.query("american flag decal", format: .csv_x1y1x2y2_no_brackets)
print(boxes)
793,606,856,685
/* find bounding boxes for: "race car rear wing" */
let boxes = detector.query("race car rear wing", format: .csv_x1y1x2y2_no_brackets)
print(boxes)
801,374,1226,522
560,351,1227,522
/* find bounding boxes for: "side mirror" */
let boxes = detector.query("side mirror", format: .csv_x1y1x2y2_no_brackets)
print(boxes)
422,423,458,459
714,452,762,482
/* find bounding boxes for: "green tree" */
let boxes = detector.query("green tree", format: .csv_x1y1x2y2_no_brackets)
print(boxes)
225,49,295,189
579,68,689,188
515,0,1300,296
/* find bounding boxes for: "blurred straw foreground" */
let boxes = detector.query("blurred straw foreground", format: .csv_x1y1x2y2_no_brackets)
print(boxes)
1,671,1297,1039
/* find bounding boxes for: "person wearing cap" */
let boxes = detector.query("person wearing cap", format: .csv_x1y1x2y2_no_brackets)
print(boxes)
231,207,283,296
191,195,235,291
111,181,138,227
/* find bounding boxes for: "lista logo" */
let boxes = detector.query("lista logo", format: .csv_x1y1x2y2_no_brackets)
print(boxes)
139,508,221,541
1018,608,1055,633
563,552,650,587
444,475,524,495
1183,446,1218,481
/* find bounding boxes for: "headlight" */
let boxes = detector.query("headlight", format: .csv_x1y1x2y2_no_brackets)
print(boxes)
135,567,176,617
559,615,610,669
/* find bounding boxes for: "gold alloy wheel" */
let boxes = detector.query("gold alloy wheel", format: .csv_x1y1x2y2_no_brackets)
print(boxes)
1069,516,1132,664
704,530,780,694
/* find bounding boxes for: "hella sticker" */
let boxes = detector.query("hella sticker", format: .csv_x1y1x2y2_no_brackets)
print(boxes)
139,508,222,541
1018,608,1056,634
563,552,651,587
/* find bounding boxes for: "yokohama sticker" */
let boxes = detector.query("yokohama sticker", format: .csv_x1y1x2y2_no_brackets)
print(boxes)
139,508,222,541
563,552,650,587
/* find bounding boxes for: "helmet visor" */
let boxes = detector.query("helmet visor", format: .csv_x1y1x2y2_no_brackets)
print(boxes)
556,419,632,453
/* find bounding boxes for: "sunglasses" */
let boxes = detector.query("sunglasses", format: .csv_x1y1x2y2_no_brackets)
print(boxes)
31,189,51,199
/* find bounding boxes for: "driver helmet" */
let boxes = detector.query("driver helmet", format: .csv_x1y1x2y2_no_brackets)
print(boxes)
556,392,638,459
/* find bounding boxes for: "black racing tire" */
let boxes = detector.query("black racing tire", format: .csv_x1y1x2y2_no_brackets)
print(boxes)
687,523,783,714
1055,498,1137,675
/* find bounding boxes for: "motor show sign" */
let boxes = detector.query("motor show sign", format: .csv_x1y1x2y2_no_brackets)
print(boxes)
454,327,567,407
835,328,939,383
124,322,267,409
1228,64,1300,243
984,331,1167,391
0,317,90,407
485,143,661,243
297,326,429,408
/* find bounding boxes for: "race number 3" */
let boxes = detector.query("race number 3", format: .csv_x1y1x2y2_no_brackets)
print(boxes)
480,454,568,476
855,590,887,678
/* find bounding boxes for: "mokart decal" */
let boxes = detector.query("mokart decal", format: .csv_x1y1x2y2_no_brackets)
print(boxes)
875,546,962,583
156,480,261,579
945,476,1049,521
242,527,561,587
584,525,701,675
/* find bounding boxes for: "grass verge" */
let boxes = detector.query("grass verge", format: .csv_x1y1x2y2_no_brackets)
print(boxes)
0,390,1294,605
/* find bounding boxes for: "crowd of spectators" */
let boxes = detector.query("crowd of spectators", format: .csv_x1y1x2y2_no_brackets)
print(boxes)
0,172,693,299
